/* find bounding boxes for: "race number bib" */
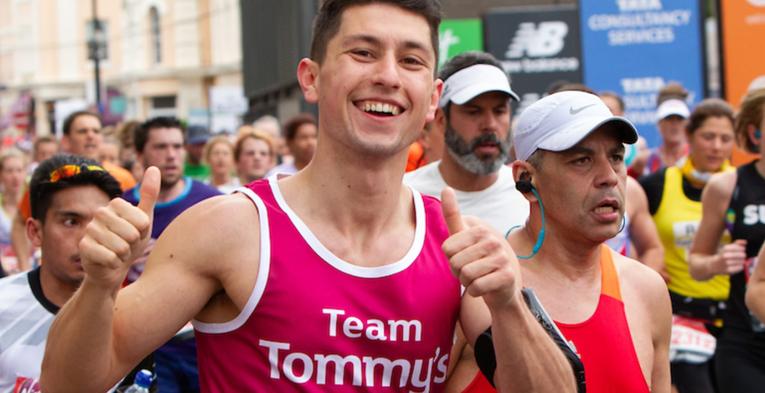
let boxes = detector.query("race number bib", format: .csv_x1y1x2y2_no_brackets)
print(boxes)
14,377,40,393
670,315,716,364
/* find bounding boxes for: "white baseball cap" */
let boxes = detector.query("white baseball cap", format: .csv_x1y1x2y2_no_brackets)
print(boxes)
656,99,690,120
439,64,520,108
514,91,639,161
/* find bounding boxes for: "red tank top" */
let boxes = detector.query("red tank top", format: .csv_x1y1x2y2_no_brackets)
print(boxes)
193,178,461,392
462,246,649,393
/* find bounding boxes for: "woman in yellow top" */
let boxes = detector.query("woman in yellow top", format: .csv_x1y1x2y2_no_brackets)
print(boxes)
639,98,736,393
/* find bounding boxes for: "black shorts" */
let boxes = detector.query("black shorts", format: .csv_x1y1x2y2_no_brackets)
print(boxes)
715,331,765,393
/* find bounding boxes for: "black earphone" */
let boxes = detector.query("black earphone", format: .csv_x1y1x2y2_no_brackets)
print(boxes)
515,173,535,194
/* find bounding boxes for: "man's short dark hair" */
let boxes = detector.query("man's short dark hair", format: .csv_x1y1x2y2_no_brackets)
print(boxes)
283,113,317,142
134,116,184,153
550,83,596,95
310,0,442,68
33,135,58,153
30,154,122,221
62,111,101,136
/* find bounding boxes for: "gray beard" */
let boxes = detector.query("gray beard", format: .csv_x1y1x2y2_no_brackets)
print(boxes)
444,123,510,176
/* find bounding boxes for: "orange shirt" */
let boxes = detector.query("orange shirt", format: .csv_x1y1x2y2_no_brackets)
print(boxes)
406,141,425,172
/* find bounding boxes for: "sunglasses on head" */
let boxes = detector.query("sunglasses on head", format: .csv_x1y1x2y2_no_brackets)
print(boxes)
49,164,105,183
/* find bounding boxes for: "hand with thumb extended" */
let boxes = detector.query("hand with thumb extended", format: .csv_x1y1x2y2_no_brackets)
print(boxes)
440,187,521,309
79,166,160,291
137,166,160,220
441,187,465,235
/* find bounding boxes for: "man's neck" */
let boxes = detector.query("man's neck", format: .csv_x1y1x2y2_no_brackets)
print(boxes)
278,142,413,267
38,266,78,308
158,177,187,203
211,172,230,186
438,153,500,192
660,142,686,164
511,210,602,280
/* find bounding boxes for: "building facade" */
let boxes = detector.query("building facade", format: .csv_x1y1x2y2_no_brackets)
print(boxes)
0,0,244,137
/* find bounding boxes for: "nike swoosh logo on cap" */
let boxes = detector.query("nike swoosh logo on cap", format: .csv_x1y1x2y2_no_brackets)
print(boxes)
569,104,596,115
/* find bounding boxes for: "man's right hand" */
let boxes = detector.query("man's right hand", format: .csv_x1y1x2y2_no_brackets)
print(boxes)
79,167,160,291
711,239,747,275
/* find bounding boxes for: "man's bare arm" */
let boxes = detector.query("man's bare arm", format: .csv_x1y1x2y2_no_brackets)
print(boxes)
746,242,765,322
689,172,744,281
11,211,31,271
646,267,672,393
626,177,665,278
40,169,259,392
441,189,575,393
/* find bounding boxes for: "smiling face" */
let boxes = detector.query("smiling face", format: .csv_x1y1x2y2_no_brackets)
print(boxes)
533,125,627,244
297,3,441,159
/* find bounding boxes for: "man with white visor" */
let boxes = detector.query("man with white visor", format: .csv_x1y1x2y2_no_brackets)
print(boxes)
404,51,529,236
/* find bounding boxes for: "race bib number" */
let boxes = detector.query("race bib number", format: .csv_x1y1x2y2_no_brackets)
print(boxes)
14,377,40,393
670,316,716,364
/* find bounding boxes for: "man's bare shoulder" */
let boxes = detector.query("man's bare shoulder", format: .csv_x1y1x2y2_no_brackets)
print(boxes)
612,252,668,301
155,193,260,272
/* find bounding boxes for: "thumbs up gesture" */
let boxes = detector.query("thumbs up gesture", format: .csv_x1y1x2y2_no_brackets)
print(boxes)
79,167,160,291
441,187,522,308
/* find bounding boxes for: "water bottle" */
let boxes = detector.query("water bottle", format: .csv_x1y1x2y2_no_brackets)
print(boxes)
123,369,152,393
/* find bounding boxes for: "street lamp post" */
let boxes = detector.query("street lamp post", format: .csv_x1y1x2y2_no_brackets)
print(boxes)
87,0,106,114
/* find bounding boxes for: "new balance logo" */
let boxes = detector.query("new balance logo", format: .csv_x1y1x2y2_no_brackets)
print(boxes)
506,21,568,59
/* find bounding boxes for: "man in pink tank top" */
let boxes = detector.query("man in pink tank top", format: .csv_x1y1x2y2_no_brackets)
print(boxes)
447,91,672,393
39,2,575,392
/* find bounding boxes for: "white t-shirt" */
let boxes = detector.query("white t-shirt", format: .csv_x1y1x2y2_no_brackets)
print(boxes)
404,162,529,235
265,162,298,178
0,270,54,392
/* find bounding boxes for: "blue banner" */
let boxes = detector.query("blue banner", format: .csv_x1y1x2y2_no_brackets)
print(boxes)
580,0,705,147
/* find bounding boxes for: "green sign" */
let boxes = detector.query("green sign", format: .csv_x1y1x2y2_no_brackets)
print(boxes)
438,19,483,68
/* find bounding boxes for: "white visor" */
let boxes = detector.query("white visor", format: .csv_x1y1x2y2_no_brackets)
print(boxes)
439,64,520,108
656,99,690,120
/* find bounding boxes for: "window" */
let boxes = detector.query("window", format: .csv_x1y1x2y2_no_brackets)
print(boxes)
149,6,161,64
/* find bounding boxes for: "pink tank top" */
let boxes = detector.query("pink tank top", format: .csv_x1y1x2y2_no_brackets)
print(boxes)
193,177,461,392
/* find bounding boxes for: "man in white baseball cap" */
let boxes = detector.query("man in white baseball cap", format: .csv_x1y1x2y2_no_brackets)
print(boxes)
405,51,528,237
498,90,671,393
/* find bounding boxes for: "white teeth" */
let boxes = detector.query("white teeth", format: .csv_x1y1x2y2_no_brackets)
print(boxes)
594,206,615,214
360,101,401,115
